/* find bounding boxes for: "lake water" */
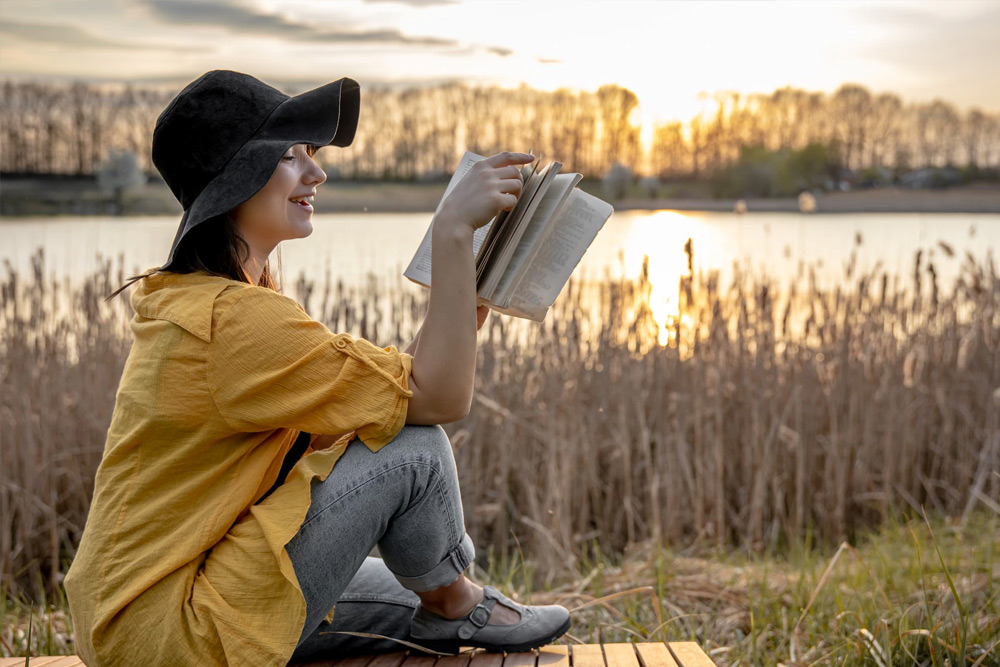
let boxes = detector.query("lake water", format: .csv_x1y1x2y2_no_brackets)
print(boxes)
2,211,997,325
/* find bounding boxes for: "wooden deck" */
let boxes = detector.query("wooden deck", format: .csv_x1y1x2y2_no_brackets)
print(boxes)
0,642,717,667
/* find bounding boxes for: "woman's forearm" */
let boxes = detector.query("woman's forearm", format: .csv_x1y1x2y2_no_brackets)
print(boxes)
403,151,532,424
406,217,478,423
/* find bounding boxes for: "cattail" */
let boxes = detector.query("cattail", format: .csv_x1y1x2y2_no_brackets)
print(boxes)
957,329,977,370
903,345,926,387
4,237,998,595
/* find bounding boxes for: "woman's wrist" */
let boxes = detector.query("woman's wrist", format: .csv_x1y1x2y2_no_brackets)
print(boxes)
432,212,475,244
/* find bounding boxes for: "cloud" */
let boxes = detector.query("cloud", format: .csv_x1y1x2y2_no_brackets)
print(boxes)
141,0,312,36
536,56,562,65
303,28,456,47
140,0,458,46
855,2,1000,109
486,46,512,57
362,0,458,6
0,16,193,51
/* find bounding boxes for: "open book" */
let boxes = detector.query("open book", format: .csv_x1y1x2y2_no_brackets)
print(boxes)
403,151,614,321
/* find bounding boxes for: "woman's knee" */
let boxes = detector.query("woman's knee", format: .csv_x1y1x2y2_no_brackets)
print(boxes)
388,424,454,471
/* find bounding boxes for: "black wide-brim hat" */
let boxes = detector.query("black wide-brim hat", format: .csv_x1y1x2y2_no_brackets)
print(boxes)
152,70,360,271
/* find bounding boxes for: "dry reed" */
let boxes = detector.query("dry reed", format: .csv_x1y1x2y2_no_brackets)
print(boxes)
2,238,998,597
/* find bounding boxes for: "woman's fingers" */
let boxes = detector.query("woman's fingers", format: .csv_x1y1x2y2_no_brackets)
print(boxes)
495,164,524,180
484,151,534,168
437,151,532,229
497,177,523,195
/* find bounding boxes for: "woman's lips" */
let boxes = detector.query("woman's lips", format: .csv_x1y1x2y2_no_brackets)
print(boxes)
290,199,313,212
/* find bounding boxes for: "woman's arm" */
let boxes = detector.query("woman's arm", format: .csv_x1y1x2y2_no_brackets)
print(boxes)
404,152,532,424
402,306,487,357
403,327,421,356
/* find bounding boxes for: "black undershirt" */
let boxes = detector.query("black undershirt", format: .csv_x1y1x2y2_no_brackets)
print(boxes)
258,430,312,503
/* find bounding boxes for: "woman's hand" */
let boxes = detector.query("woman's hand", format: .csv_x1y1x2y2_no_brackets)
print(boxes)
436,152,534,233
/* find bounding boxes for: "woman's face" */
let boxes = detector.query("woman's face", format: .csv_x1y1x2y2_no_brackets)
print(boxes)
230,143,327,254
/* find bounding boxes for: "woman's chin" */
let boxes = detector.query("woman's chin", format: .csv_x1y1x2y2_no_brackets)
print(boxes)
287,220,314,239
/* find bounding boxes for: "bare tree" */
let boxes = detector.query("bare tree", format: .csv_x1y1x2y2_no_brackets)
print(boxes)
867,93,902,167
963,109,992,168
650,121,685,179
831,84,873,170
2,77,997,181
596,84,640,173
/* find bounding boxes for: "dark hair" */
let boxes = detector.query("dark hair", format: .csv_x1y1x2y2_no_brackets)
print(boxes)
104,212,281,302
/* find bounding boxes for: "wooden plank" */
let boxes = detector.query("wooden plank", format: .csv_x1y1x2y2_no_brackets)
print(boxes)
602,644,639,667
0,646,711,667
634,643,679,667
365,653,409,667
536,645,570,667
399,655,437,667
0,660,85,667
468,652,504,667
666,643,715,667
503,652,537,667
435,654,471,667
571,644,605,667
312,654,371,667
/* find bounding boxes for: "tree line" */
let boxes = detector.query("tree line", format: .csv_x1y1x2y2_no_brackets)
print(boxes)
2,78,999,180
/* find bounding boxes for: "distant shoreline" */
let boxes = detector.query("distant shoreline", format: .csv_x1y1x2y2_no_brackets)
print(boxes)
2,176,999,217
619,185,1000,214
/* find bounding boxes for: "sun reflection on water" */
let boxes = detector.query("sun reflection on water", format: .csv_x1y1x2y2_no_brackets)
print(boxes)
617,210,710,347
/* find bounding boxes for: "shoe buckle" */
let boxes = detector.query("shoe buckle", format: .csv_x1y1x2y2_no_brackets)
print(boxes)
469,603,491,628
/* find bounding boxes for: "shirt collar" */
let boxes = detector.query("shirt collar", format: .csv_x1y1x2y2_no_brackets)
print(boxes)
130,269,245,342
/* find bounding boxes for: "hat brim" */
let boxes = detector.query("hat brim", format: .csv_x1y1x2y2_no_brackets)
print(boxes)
162,77,360,271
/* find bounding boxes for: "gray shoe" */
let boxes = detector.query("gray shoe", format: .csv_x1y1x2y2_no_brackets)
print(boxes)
408,585,571,654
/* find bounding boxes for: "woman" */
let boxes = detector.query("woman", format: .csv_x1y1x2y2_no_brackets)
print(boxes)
64,70,570,666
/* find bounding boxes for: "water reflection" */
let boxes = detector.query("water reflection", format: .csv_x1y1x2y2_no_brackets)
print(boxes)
584,209,994,347
618,211,701,345
2,210,996,328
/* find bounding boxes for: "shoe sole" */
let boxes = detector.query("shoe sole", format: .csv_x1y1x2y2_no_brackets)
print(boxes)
411,616,572,654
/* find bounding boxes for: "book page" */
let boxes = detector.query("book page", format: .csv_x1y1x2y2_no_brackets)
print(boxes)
403,151,487,287
509,189,614,311
481,161,562,299
475,156,540,270
489,301,550,322
476,159,549,286
492,172,582,304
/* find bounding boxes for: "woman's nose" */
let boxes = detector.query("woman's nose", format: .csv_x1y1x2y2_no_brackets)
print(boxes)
306,156,327,186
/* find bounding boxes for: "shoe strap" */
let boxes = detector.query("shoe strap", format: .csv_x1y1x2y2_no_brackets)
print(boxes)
457,592,499,640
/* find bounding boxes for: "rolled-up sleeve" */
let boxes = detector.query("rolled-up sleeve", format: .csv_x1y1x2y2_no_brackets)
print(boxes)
207,287,412,449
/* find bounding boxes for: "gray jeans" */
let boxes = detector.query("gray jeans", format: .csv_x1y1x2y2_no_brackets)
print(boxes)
285,424,476,663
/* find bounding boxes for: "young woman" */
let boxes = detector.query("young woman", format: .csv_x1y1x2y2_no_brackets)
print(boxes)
64,70,570,666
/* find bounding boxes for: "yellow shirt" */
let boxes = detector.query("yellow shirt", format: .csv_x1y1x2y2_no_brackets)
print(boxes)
64,269,413,666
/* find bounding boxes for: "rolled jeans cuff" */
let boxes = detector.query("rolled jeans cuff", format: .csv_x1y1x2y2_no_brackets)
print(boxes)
390,533,475,592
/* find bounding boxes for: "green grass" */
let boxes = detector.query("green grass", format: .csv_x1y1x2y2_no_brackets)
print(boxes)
481,510,1000,666
3,511,998,664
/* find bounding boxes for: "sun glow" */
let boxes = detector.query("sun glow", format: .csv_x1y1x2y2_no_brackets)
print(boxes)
385,1,888,124
619,211,696,346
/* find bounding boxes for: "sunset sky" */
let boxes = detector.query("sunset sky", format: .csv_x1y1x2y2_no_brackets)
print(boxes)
1,0,998,126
